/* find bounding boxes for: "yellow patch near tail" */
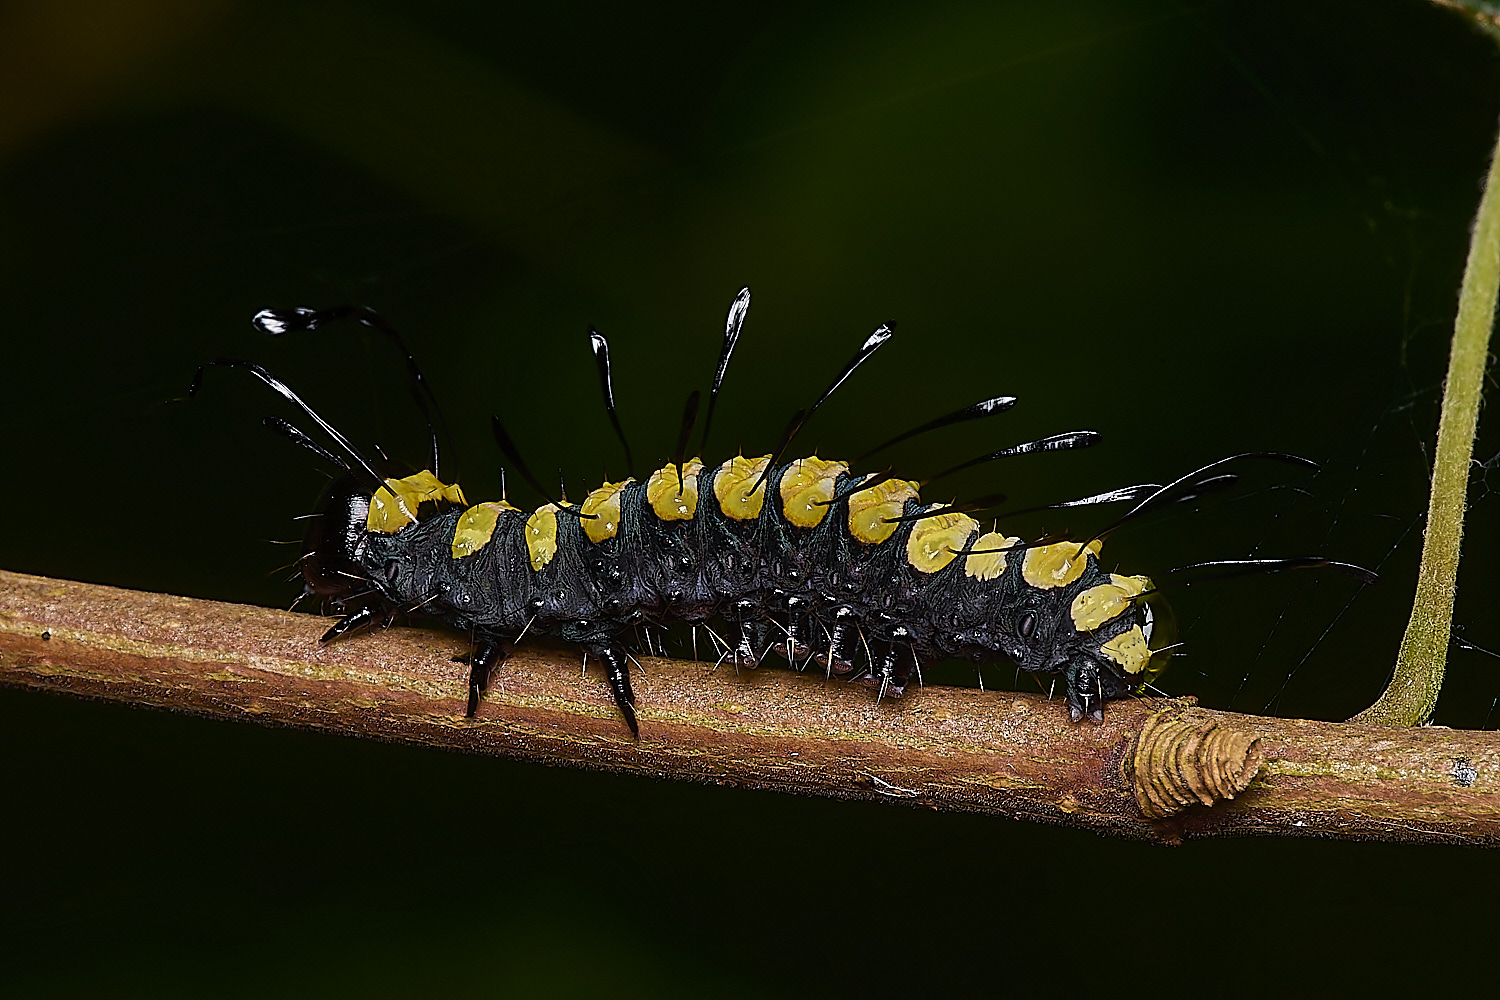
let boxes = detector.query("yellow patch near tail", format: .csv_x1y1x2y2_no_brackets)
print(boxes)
450,500,519,559
367,470,467,534
965,531,1020,581
1021,539,1103,590
1069,574,1152,631
779,456,848,529
847,478,920,544
1102,625,1150,675
581,480,634,543
906,507,979,573
713,455,771,521
646,459,704,521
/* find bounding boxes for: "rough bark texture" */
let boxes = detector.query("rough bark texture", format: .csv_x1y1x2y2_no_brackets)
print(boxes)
2,570,1496,845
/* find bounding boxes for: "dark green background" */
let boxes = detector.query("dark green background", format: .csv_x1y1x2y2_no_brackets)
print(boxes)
4,0,1498,994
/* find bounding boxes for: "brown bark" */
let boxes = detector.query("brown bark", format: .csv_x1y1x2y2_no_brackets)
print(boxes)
1,569,1496,845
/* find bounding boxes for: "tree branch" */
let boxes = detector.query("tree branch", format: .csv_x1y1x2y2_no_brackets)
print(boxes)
2,570,1497,845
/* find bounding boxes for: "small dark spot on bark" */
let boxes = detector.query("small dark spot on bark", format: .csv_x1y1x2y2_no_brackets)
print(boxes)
40,630,50,640
1451,758,1478,788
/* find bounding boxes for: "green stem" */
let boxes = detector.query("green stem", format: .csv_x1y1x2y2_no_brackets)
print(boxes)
1350,116,1500,726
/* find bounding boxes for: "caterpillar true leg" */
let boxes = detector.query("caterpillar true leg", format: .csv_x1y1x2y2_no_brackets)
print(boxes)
1062,656,1133,724
465,640,507,718
319,604,381,643
589,641,638,738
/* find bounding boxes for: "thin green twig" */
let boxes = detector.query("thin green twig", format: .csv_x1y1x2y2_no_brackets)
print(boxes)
1351,106,1500,725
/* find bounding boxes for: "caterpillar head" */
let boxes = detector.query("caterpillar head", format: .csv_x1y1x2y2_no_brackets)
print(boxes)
1061,575,1159,721
302,469,469,608
993,569,1158,721
300,476,374,604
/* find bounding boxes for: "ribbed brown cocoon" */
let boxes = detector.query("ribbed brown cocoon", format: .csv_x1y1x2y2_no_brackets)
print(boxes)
1132,706,1264,818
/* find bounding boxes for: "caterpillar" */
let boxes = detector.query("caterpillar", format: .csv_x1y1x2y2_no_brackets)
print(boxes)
195,290,1374,736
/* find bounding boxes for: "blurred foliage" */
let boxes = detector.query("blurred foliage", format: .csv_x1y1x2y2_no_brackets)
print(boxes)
3,0,1500,995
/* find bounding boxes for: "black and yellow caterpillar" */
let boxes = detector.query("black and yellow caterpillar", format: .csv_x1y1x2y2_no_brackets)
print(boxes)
200,290,1342,738
305,453,1155,735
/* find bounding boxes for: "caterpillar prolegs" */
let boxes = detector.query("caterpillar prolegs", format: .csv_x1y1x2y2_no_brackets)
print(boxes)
197,290,1370,737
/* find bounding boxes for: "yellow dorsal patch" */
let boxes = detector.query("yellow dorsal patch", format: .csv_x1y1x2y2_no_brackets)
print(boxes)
965,530,1020,581
906,507,979,574
713,455,771,521
450,500,520,559
580,479,634,543
779,456,848,529
1102,625,1151,675
524,503,564,571
647,459,704,521
367,470,467,534
1021,539,1103,590
847,478,920,544
1070,573,1152,631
